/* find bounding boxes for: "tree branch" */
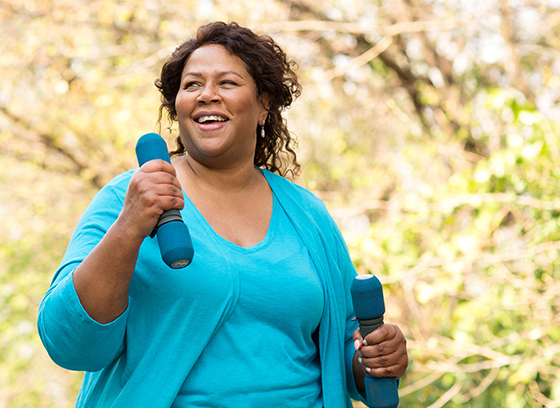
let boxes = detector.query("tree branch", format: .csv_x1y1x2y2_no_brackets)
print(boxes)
374,240,560,285
329,192,560,219
461,368,500,402
0,105,102,189
261,19,454,36
426,382,462,408
325,36,393,80
529,381,560,408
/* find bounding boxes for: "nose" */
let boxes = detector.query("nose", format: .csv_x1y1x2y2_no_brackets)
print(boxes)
197,83,221,104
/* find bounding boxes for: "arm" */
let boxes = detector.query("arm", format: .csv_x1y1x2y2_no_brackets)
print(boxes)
38,160,183,370
328,214,408,397
74,159,183,323
72,159,183,323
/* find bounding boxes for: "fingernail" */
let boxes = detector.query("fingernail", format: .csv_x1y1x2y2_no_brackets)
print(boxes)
354,339,360,350
366,367,372,374
363,339,368,346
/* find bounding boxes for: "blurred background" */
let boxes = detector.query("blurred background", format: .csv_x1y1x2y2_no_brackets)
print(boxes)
1,0,560,406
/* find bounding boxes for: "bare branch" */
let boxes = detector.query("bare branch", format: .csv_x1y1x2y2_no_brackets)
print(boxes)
426,382,462,408
399,369,448,397
498,0,535,104
427,354,522,373
529,381,560,408
325,36,393,80
261,19,455,36
461,368,500,402
0,105,102,189
330,192,560,219
375,240,560,285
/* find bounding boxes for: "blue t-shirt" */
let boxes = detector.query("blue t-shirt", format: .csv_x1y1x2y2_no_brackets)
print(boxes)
174,193,324,407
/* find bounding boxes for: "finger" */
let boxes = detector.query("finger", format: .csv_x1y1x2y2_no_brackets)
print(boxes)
140,184,184,212
131,179,182,208
139,159,177,177
361,331,406,360
363,324,398,346
363,351,409,378
134,165,183,197
360,340,401,361
136,169,182,192
360,346,403,368
358,325,404,357
148,180,183,201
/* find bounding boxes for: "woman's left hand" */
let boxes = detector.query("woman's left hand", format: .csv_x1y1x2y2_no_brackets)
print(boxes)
353,324,408,379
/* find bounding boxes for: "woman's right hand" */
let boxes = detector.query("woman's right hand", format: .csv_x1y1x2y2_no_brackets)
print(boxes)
118,159,185,242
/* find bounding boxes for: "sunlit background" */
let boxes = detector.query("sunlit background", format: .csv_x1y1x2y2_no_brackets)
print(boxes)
1,0,560,406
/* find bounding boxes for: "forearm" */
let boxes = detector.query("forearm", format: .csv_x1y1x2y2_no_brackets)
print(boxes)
73,217,145,324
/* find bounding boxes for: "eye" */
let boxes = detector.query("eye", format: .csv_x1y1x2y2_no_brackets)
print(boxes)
219,80,238,87
184,81,201,90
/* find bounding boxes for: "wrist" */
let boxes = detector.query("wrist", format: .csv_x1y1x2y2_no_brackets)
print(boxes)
113,214,151,247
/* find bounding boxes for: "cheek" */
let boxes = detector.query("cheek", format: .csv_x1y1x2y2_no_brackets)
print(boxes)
238,97,263,122
174,99,183,118
174,93,191,118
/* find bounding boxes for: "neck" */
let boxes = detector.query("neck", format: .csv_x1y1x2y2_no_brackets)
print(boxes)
174,154,262,195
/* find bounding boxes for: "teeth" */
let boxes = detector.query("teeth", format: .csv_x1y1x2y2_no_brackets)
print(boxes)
197,115,227,123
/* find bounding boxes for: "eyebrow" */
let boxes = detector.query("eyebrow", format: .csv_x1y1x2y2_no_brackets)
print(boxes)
182,70,245,80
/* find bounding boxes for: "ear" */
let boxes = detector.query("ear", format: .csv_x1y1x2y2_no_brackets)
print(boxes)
258,94,270,125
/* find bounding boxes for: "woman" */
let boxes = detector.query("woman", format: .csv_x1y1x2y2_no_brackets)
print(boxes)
38,22,408,407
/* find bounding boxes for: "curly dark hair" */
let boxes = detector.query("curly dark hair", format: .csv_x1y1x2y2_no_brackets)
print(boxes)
155,21,302,177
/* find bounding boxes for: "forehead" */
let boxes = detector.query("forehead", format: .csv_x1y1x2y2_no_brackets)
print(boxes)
183,44,250,77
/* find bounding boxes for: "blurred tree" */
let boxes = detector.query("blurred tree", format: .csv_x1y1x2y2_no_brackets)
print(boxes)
269,1,560,407
1,0,559,406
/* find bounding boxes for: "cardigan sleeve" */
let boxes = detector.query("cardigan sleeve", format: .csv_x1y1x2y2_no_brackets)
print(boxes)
37,174,131,372
327,212,369,405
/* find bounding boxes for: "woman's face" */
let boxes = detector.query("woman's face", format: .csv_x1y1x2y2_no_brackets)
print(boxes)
175,44,268,168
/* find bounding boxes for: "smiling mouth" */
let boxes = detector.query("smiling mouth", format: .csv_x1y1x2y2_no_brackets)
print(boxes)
195,115,228,124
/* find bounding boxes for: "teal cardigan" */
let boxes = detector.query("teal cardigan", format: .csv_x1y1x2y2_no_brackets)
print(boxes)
38,169,367,407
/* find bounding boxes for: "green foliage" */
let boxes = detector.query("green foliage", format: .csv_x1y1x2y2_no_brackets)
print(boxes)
2,0,560,406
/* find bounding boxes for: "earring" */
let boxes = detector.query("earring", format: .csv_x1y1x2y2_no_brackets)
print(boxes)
260,117,267,138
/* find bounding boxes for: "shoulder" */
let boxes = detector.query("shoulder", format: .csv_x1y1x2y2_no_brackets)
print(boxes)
102,170,135,195
261,169,328,215
261,169,342,239
90,170,135,205
76,170,135,223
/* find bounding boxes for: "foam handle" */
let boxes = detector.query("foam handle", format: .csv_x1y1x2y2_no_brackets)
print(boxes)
135,133,194,269
351,275,399,408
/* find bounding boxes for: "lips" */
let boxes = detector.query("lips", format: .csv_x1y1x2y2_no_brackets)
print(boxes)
192,111,229,131
193,111,229,123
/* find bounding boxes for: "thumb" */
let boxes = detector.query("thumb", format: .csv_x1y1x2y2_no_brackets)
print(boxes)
352,328,364,351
